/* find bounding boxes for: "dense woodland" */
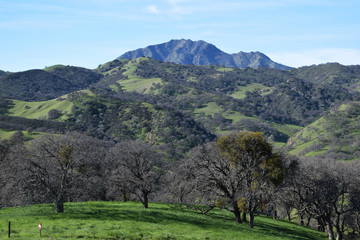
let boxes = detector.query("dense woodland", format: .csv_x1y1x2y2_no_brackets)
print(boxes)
1,58,360,239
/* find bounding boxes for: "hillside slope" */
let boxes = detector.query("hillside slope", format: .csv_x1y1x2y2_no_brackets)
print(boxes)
1,59,360,158
286,101,360,160
0,66,102,101
0,201,327,239
118,39,291,70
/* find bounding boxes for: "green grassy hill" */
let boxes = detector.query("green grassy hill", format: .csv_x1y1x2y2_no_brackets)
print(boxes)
286,101,360,160
2,59,360,158
7,98,73,120
0,201,327,240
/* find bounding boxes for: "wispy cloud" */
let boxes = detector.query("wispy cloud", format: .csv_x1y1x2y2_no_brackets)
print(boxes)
269,48,360,67
146,5,160,14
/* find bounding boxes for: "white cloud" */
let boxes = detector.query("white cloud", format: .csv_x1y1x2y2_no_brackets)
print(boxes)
146,5,159,14
269,49,360,67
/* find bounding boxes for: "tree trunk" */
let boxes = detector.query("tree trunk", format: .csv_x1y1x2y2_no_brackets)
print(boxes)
249,210,254,228
233,202,242,224
143,192,149,209
317,217,325,232
55,199,64,213
335,232,343,240
334,220,343,240
287,211,291,222
300,214,305,226
272,209,277,221
326,221,335,240
242,210,247,222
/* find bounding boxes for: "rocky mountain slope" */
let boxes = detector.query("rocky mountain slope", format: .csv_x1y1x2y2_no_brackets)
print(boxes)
117,39,291,70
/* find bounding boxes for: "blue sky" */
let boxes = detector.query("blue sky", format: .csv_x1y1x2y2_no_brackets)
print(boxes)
1,0,360,71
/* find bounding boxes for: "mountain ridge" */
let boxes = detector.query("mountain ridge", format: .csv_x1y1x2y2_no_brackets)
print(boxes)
117,39,291,70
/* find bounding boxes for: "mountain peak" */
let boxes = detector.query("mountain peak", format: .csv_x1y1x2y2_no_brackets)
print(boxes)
117,39,291,70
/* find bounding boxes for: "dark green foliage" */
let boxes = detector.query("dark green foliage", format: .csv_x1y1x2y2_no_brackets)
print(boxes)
241,78,356,125
0,98,12,114
96,59,130,74
45,65,102,88
0,67,102,101
239,119,289,142
0,115,67,133
291,63,360,87
48,109,63,120
66,94,215,159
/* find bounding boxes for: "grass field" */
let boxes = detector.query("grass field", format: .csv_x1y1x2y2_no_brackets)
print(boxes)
7,98,73,120
118,77,162,94
0,129,43,142
0,201,327,240
231,83,272,100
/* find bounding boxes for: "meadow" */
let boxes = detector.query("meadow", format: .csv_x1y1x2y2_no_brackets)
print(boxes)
0,201,327,239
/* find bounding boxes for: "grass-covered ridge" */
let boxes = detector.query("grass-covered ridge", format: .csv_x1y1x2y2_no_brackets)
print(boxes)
0,201,327,240
7,98,73,120
286,101,360,160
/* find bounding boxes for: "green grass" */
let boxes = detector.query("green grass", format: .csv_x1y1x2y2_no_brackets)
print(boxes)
216,67,234,72
43,64,67,72
231,83,272,100
118,77,162,94
7,98,73,120
194,102,223,117
0,201,327,240
0,129,44,142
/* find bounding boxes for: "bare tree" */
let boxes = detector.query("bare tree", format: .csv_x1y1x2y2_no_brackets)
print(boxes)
183,141,246,223
106,140,167,208
25,132,106,213
288,158,360,240
0,141,29,208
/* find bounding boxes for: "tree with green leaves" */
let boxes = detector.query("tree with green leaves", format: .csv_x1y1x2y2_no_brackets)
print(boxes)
178,131,295,227
217,131,292,228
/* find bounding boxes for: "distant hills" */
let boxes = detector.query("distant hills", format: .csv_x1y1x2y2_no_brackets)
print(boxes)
1,42,360,161
117,39,291,70
0,65,102,101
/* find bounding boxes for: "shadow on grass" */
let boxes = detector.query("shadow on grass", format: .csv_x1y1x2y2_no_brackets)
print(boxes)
255,219,327,240
24,201,326,240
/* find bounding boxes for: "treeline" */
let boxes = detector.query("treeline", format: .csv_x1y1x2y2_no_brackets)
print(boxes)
1,131,359,240
0,115,67,133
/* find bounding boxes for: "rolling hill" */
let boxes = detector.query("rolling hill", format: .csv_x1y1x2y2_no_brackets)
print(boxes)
1,47,360,161
0,66,102,101
0,201,327,239
286,101,360,160
1,51,360,239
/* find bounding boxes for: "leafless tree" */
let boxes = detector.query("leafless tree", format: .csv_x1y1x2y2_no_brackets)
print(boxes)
0,141,29,208
25,132,106,213
106,140,167,208
287,158,360,240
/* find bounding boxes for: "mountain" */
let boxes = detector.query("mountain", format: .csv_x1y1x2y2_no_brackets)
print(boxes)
117,39,291,70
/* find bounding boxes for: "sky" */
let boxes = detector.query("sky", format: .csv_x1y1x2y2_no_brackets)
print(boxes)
1,0,360,72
